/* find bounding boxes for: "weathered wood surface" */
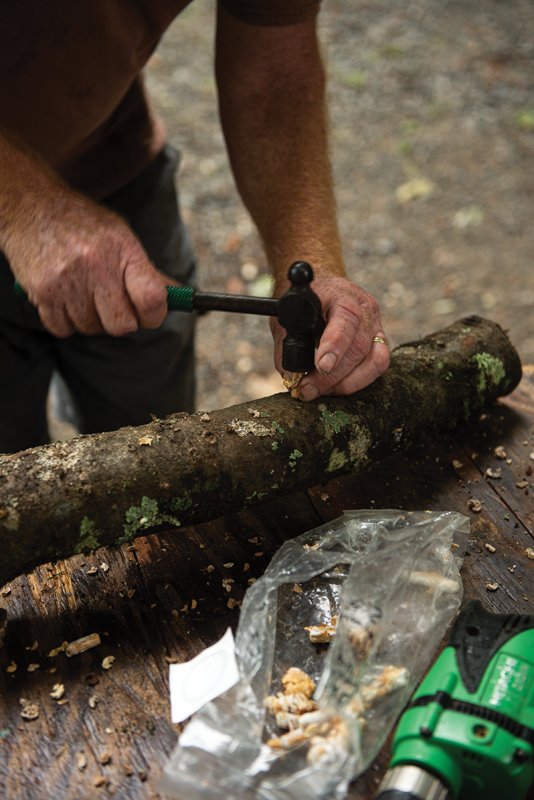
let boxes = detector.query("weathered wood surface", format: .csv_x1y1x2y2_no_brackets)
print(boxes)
0,316,522,587
0,369,533,800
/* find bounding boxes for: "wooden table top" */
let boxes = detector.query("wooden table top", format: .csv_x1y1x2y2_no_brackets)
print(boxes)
1,369,533,800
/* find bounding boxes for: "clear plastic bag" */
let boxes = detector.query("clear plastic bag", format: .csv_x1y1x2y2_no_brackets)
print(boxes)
162,510,469,800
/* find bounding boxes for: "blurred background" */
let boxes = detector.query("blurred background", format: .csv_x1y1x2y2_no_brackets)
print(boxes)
145,0,534,412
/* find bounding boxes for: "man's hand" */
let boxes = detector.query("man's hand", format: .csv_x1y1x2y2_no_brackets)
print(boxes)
5,187,168,338
271,276,390,400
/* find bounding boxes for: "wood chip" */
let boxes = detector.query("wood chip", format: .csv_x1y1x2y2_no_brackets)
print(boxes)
222,578,234,593
200,413,211,422
65,633,101,657
86,566,98,575
88,695,99,709
243,562,250,572
494,446,507,459
486,582,499,591
77,753,87,771
516,480,529,489
99,751,112,765
205,564,215,573
93,775,107,788
485,467,502,479
138,435,154,446
526,548,534,560
27,663,40,672
485,543,496,553
222,562,234,568
191,599,197,610
101,656,115,670
26,640,39,651
227,598,241,609
452,459,463,469
20,703,40,721
467,498,482,513
50,683,65,700
6,661,17,673
0,587,12,597
48,642,68,658
100,562,110,573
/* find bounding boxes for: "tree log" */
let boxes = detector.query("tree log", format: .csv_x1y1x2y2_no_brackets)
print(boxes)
0,316,522,586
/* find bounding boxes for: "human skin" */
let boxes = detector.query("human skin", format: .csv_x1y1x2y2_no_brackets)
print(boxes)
0,7,389,399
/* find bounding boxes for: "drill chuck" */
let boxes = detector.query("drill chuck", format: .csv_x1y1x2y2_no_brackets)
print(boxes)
376,765,450,800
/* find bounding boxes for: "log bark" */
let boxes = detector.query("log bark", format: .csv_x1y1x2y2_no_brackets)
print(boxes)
0,316,522,586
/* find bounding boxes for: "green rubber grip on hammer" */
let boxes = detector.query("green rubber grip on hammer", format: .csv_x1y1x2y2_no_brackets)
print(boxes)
14,280,195,313
166,285,195,312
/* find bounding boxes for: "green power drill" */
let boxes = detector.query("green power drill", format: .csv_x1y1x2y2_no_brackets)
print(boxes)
375,600,534,800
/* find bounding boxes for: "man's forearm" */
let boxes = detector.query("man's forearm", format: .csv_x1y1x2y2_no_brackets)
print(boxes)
215,9,345,290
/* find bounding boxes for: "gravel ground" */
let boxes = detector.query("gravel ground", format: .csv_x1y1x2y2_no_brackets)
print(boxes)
146,0,534,413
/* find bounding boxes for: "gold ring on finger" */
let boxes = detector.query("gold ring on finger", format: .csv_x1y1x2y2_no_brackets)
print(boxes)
372,335,388,346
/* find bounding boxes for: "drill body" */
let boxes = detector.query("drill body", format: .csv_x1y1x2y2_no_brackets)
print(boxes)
377,601,534,800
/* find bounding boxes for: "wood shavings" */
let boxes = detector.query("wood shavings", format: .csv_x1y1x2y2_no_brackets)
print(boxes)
408,571,459,593
485,543,496,553
191,599,198,610
200,413,211,422
485,467,502,479
248,537,260,545
254,552,264,558
486,582,499,591
65,633,101,657
6,661,17,673
100,562,110,573
517,480,529,489
282,371,305,398
304,616,339,644
0,587,12,597
227,598,241,609
247,407,261,418
50,683,65,700
99,751,112,765
26,640,39,651
88,695,99,709
348,624,376,660
292,583,303,593
27,663,40,672
48,642,68,658
526,548,534,560
222,562,234,568
494,446,507,459
359,665,409,708
282,668,316,697
222,578,234,593
205,564,215,573
93,775,108,788
20,699,39,721
243,563,250,572
303,542,320,551
137,435,154,446
467,498,482,513
101,656,115,670
77,753,87,771
86,566,98,575
452,460,463,469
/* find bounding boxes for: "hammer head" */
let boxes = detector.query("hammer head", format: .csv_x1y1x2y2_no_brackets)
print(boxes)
277,262,325,374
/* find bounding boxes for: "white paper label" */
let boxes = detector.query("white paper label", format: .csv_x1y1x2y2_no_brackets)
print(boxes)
169,627,239,723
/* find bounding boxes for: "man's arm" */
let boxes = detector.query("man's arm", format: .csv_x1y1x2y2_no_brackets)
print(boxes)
0,131,168,337
215,7,389,399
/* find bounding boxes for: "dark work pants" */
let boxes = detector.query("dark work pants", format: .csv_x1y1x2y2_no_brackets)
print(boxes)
0,146,196,454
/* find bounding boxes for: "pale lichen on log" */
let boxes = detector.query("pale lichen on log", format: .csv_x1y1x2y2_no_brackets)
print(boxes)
0,316,522,586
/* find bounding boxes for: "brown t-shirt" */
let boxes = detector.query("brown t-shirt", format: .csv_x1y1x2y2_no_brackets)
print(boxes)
0,0,320,199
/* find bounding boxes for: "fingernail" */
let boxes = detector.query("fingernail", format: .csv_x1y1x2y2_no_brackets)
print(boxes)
317,352,337,375
298,383,320,402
